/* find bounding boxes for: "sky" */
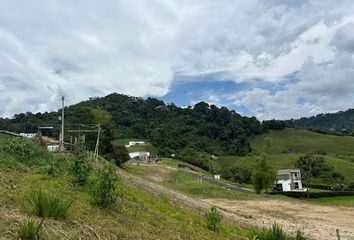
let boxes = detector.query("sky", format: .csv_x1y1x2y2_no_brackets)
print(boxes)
1,0,354,120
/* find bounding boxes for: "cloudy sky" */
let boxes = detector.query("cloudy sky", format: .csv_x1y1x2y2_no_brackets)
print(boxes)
1,0,354,119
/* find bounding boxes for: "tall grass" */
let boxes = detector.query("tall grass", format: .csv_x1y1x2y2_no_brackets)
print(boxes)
252,224,309,240
28,189,73,219
17,218,44,240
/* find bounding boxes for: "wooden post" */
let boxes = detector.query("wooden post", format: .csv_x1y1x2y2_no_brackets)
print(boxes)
336,229,341,240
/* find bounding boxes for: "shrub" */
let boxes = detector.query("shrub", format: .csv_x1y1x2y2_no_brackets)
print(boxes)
112,144,130,166
204,206,222,232
28,189,73,219
90,164,120,208
73,155,92,186
17,218,44,240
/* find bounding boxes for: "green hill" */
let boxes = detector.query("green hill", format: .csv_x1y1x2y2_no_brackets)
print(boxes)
214,128,354,185
250,128,354,156
294,108,354,135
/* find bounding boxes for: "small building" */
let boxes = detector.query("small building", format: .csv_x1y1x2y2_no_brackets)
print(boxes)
213,174,221,180
129,151,150,161
19,133,37,139
125,141,146,148
276,169,304,192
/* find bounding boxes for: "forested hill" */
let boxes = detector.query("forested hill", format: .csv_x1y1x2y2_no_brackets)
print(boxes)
294,109,354,135
0,93,273,156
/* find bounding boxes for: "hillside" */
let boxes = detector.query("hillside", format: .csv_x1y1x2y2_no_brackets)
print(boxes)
0,93,263,157
250,128,354,156
247,128,354,184
0,137,255,239
294,109,354,135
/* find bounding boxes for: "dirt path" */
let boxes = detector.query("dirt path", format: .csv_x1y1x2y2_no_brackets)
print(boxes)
201,198,354,240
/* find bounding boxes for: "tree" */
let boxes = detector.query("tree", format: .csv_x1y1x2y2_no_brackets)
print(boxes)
251,139,276,194
295,153,333,194
113,145,130,166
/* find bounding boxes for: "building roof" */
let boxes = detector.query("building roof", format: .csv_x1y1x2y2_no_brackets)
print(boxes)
277,169,301,174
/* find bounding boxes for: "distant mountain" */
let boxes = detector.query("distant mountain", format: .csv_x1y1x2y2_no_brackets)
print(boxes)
0,93,268,157
294,109,354,135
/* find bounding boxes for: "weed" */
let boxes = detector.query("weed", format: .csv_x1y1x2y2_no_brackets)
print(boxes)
17,218,44,240
205,206,222,232
28,189,73,219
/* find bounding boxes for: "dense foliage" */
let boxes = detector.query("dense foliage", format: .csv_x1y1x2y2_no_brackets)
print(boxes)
0,93,264,157
294,108,354,135
295,153,344,186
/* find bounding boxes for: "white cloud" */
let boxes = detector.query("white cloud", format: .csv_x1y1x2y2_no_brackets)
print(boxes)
0,0,354,118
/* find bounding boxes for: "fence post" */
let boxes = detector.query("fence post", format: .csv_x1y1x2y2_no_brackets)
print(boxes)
336,229,341,240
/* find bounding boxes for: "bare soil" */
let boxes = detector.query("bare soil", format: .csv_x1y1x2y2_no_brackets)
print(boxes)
201,198,354,240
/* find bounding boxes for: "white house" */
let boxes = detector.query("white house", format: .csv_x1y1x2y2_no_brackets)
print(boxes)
125,141,146,148
129,151,150,160
213,174,221,180
276,169,304,192
19,133,37,139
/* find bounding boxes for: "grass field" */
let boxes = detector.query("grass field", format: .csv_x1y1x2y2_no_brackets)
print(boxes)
250,128,354,156
214,128,354,184
164,170,259,200
114,139,158,154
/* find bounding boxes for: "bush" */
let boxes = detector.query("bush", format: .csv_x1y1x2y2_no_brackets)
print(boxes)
112,144,130,166
17,218,44,240
73,155,92,186
28,189,73,219
204,206,222,232
90,164,120,208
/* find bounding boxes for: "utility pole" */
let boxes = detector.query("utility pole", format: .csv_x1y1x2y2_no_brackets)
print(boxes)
59,95,65,152
94,124,101,161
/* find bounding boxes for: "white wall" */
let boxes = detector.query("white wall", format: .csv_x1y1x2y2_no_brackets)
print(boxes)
277,179,292,192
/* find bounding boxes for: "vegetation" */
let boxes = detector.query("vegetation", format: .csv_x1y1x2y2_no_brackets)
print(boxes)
252,224,307,240
294,108,354,135
28,188,73,219
205,206,222,232
245,128,354,185
112,144,130,165
17,218,44,240
251,140,276,194
250,128,354,156
0,137,259,239
73,155,93,186
0,93,264,160
90,164,120,208
295,153,342,189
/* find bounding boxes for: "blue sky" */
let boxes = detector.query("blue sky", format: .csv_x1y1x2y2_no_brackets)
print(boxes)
1,0,354,119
